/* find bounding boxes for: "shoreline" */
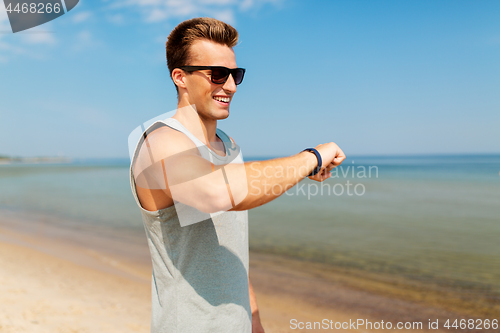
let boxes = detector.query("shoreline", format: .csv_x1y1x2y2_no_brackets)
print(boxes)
249,250,500,319
249,252,497,331
0,210,495,332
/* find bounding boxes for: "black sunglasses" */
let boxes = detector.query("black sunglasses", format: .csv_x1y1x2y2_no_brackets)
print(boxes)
178,66,246,85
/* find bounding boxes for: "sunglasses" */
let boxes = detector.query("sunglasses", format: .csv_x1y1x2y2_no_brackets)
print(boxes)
178,66,246,85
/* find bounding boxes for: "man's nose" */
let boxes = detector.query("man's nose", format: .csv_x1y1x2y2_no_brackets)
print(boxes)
222,73,237,93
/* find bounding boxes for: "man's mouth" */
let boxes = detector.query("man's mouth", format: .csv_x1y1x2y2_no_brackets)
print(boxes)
213,96,230,104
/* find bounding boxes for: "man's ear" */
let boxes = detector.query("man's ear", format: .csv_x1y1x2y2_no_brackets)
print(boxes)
172,68,187,89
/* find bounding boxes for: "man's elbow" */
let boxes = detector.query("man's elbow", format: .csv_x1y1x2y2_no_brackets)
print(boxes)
195,186,234,214
170,175,238,213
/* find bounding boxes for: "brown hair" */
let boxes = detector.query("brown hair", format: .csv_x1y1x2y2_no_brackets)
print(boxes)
166,17,239,79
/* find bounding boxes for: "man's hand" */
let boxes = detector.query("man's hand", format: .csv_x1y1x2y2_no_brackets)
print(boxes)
308,142,345,182
249,279,265,333
252,310,265,333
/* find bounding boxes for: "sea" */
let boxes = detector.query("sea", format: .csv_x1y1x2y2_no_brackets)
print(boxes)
1,154,499,313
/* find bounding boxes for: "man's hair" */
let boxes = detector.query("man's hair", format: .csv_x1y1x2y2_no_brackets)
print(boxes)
166,17,239,79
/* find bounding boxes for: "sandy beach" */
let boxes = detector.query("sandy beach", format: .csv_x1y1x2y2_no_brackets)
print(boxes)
0,211,489,333
0,240,150,333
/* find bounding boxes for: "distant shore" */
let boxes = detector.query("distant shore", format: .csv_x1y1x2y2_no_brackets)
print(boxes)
0,156,72,165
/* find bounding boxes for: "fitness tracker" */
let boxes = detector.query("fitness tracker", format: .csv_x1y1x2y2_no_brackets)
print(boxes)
302,148,322,177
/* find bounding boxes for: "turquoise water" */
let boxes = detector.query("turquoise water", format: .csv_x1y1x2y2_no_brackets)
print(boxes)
1,154,499,302
248,154,500,308
0,160,143,230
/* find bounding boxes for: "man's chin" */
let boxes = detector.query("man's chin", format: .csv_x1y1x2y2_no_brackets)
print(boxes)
195,105,229,121
218,111,230,120
214,107,230,120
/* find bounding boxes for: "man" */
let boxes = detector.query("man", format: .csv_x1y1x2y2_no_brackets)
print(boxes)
129,17,345,333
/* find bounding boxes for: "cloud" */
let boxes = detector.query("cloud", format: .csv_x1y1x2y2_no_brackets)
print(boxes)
0,4,58,61
0,4,10,42
107,13,125,25
0,0,284,62
20,32,57,45
72,11,92,23
110,0,282,24
209,9,235,25
70,30,103,52
0,3,7,22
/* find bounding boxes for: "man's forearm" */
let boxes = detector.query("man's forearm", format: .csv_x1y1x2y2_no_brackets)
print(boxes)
230,151,317,211
151,142,342,213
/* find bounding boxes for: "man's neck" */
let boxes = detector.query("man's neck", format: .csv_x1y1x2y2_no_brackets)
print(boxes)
172,102,218,147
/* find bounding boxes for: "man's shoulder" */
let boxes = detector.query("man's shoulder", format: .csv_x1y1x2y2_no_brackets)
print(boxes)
133,123,199,174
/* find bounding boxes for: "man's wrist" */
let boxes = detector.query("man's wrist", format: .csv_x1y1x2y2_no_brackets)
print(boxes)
302,148,322,177
298,150,318,178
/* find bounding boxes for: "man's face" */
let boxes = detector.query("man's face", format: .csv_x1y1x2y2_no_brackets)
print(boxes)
183,40,238,121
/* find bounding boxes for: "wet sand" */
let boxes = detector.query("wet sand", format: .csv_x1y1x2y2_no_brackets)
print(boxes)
0,212,481,333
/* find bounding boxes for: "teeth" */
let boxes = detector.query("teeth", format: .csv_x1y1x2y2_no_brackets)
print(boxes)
213,96,230,103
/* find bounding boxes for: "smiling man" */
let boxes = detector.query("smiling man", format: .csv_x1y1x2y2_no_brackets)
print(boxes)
129,17,345,333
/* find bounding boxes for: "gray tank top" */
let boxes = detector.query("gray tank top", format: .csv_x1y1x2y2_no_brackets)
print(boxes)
129,118,251,333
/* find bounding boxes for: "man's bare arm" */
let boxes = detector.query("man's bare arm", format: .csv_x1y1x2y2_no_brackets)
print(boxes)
134,126,345,213
229,142,345,211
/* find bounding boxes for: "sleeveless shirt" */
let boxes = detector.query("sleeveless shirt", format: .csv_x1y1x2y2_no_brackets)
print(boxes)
129,118,251,333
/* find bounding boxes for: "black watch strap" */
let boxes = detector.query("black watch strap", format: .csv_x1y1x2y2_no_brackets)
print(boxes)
302,148,322,177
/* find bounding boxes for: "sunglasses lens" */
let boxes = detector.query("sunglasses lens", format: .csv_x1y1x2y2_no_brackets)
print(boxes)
233,69,245,85
209,67,245,85
211,68,230,84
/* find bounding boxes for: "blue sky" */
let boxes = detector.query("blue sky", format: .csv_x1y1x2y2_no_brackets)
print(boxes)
1,0,499,158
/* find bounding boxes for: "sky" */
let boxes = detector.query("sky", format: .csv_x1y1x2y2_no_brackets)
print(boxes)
1,0,499,159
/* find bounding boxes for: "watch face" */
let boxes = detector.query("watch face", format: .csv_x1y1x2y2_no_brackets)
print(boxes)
5,0,79,33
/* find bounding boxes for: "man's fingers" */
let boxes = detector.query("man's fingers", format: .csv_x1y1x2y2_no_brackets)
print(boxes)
333,157,344,164
315,142,346,168
328,155,344,167
333,149,346,165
